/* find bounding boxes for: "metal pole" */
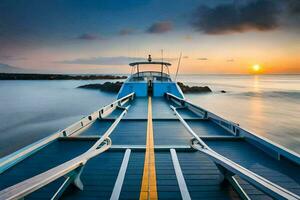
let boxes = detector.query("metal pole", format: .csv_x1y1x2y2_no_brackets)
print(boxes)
175,52,182,81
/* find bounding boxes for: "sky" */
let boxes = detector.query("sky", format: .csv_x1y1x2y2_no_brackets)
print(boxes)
0,0,300,74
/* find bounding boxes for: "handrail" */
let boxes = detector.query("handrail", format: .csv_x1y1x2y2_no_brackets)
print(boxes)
0,132,61,174
0,140,110,200
0,106,130,200
0,92,135,174
166,92,300,164
131,71,170,77
171,106,300,200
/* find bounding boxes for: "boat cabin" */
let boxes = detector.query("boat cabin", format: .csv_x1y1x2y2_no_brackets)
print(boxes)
117,55,184,98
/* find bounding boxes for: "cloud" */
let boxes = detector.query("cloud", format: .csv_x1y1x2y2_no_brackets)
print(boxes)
119,28,135,35
59,56,146,65
59,56,177,65
191,0,281,34
0,55,27,61
197,58,208,60
227,59,234,62
285,0,300,15
146,21,172,34
77,33,101,40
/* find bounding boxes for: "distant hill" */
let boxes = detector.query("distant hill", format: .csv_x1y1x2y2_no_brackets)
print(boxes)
0,63,30,73
0,73,127,80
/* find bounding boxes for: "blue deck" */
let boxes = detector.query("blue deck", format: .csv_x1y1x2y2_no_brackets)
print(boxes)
80,119,113,136
177,151,239,200
177,108,202,119
123,98,148,119
110,120,147,145
0,140,94,191
155,152,182,200
206,140,300,197
61,152,124,200
119,152,145,200
186,120,232,137
1,96,299,200
153,120,192,145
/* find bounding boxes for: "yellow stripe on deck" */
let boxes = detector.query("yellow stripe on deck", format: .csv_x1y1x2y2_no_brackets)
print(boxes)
139,96,158,200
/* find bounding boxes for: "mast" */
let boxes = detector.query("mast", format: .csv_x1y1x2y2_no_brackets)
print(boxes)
175,52,182,81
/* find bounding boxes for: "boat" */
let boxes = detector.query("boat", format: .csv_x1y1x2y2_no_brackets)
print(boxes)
0,55,299,200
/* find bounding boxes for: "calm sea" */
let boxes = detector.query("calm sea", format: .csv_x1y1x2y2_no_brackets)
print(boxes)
0,74,299,157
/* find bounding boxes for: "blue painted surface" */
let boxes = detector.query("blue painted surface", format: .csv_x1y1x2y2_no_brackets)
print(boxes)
118,82,147,98
233,175,272,200
27,178,65,200
153,82,184,98
110,120,147,145
118,81,184,99
187,120,232,136
153,120,192,145
0,140,94,190
155,152,181,199
177,108,201,119
124,98,148,119
0,133,58,174
206,140,300,196
177,151,239,200
107,107,125,119
119,151,145,200
152,97,177,119
80,119,113,136
61,152,124,200
2,95,300,200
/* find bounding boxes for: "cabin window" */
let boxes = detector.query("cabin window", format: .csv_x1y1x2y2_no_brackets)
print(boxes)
236,129,240,135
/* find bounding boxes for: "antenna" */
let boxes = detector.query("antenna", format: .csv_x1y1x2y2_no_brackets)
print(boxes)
175,52,182,81
148,54,152,62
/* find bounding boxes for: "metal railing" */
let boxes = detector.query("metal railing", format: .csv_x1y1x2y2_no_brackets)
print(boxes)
0,93,135,174
166,92,300,164
170,105,300,200
130,71,171,82
0,105,131,200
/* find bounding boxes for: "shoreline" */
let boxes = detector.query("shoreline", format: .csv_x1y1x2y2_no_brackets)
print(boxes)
0,73,127,80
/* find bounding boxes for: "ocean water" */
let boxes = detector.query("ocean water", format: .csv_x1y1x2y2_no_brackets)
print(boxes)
0,75,299,157
178,74,300,153
0,80,116,157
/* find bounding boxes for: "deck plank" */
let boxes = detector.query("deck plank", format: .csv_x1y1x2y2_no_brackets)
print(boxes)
60,151,124,200
124,98,148,119
156,152,182,199
153,120,192,145
186,120,232,137
177,108,202,119
152,97,177,119
80,119,113,136
206,140,300,196
0,140,94,191
177,151,240,200
110,120,147,145
119,152,145,200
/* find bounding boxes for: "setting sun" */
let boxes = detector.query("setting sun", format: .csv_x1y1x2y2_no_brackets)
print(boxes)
252,64,261,72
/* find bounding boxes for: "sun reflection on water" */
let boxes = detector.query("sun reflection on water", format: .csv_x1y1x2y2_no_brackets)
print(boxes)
249,75,265,136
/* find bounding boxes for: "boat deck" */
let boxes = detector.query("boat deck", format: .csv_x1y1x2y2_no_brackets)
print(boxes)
0,96,299,200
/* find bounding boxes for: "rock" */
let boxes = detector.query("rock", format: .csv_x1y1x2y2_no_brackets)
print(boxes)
78,81,213,94
177,82,212,93
77,82,123,93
